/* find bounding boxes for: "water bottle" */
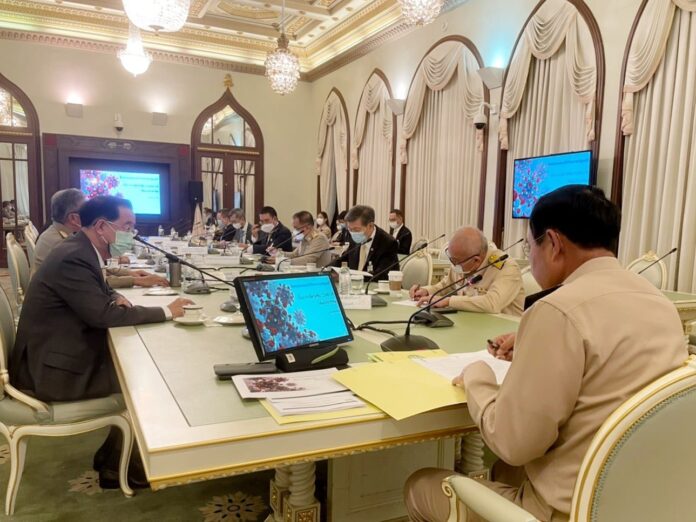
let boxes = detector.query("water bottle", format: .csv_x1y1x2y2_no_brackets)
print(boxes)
339,262,351,295
170,227,176,238
157,225,164,237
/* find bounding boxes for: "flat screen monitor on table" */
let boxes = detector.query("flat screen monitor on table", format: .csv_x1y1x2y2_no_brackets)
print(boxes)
512,150,592,219
234,272,353,362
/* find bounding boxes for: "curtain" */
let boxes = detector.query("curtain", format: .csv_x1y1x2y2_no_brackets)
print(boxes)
400,40,485,242
499,0,597,255
316,92,349,222
499,0,597,150
620,7,696,291
353,74,393,229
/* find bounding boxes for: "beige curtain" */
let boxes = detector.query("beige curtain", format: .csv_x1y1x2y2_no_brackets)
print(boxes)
353,74,393,229
620,6,696,291
499,0,596,150
316,91,349,222
500,0,597,254
401,40,485,242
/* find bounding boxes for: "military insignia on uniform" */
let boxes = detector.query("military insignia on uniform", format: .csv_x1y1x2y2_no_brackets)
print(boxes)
488,254,506,270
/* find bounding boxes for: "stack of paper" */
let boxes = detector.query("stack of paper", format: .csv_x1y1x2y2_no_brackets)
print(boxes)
414,351,511,385
266,391,366,415
231,368,346,399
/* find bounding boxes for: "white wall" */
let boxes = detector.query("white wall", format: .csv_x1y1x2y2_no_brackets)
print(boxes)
308,0,642,238
0,39,316,224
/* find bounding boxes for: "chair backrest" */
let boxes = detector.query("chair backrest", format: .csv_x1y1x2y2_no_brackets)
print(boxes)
401,250,433,289
5,234,27,306
626,251,667,290
24,233,36,273
7,234,30,296
521,266,541,297
0,286,16,372
410,238,428,254
570,357,696,521
438,242,450,261
23,222,37,243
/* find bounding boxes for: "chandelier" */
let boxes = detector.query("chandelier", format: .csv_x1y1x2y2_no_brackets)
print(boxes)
398,0,444,26
265,0,300,95
119,24,152,77
122,0,190,33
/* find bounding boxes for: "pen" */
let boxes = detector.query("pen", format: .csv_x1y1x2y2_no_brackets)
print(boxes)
487,339,500,350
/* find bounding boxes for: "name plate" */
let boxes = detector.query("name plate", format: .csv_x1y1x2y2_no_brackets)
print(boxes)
340,294,372,310
181,246,208,255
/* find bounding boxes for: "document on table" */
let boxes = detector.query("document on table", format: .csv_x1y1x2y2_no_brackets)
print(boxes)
414,351,511,385
367,349,448,362
391,299,420,307
232,368,347,399
260,398,382,425
332,360,467,420
266,391,366,415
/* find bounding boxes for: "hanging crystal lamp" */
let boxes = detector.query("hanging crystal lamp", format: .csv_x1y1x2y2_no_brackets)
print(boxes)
119,24,152,77
398,0,444,26
265,0,300,95
122,0,190,33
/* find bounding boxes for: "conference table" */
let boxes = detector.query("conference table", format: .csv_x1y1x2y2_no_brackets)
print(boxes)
108,269,520,522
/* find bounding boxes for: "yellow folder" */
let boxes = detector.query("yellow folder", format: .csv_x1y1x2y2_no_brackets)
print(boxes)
332,360,467,421
260,400,382,425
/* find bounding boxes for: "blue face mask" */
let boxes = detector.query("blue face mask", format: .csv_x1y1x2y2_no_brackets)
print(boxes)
350,231,367,244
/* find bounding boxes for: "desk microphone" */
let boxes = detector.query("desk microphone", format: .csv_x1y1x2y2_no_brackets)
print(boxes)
364,233,446,306
637,247,677,274
134,235,235,293
380,274,483,352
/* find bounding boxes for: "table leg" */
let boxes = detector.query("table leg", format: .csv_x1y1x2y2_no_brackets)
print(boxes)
459,432,488,479
283,462,321,522
268,466,291,522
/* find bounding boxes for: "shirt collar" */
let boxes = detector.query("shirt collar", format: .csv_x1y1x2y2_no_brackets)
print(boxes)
53,221,74,239
92,244,106,267
563,256,622,285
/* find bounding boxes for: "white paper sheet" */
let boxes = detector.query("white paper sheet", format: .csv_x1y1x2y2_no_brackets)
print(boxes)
267,391,366,415
392,299,420,307
232,368,348,399
415,351,511,385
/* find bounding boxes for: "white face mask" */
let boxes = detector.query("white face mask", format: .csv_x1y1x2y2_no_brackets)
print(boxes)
260,223,275,234
316,218,325,226
452,265,464,276
388,221,398,229
232,222,243,230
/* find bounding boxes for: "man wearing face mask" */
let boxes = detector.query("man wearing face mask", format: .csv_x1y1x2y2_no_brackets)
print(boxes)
250,206,293,254
278,211,332,267
11,195,192,488
409,226,524,316
332,205,398,280
388,209,412,255
225,208,254,244
34,189,168,288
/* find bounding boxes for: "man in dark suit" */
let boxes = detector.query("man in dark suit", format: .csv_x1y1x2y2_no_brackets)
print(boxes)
221,208,253,244
333,205,399,281
10,196,192,487
251,206,293,254
389,209,412,255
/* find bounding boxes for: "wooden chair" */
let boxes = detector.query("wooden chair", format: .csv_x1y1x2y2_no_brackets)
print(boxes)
520,266,541,297
0,286,134,515
443,356,696,521
5,233,29,308
401,250,433,289
626,251,668,290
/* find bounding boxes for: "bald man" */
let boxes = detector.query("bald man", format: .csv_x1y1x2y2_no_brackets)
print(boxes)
409,227,524,316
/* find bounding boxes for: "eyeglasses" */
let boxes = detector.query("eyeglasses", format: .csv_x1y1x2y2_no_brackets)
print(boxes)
445,249,478,267
522,231,547,257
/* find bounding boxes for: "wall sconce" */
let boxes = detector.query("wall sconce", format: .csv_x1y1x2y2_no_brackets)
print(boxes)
476,67,505,90
152,112,168,126
387,98,406,116
65,103,83,118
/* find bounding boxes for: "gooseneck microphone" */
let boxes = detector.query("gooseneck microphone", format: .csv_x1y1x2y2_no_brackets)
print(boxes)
364,233,446,301
380,273,484,352
637,247,677,274
276,245,336,271
134,235,234,291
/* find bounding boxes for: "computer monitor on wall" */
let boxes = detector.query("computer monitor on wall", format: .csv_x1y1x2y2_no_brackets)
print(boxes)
512,150,592,219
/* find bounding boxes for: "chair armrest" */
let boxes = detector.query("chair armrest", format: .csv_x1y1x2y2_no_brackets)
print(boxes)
442,475,539,522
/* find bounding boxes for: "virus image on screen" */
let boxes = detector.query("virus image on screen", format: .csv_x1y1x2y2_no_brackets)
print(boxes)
512,159,547,218
245,280,319,353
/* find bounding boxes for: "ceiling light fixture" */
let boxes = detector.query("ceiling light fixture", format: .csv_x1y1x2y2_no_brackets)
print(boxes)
265,0,300,95
398,0,444,26
122,0,190,33
119,24,152,77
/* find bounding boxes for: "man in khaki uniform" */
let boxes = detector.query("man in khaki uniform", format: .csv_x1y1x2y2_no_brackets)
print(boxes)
410,227,524,317
404,186,688,522
273,211,332,268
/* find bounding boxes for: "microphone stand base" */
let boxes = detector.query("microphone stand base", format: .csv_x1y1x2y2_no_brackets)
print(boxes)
371,295,388,307
380,335,439,352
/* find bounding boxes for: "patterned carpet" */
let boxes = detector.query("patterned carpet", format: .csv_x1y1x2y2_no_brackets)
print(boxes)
0,428,273,521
